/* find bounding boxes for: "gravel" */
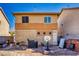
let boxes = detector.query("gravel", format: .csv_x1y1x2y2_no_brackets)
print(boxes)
0,46,78,56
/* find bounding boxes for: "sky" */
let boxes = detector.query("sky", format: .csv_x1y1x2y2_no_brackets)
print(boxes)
0,3,79,31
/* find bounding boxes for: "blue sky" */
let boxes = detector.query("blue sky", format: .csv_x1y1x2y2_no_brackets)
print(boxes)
0,3,79,31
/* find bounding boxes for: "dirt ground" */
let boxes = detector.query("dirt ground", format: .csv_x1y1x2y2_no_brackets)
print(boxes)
0,46,79,56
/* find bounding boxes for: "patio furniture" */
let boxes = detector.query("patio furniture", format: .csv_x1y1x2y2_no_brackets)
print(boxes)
41,42,44,47
6,40,10,46
15,42,21,50
18,41,27,50
19,41,26,46
2,43,7,48
15,42,25,50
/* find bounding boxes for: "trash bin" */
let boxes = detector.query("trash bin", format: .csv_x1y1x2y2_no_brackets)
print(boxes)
0,44,2,48
35,41,38,48
63,41,66,48
27,40,38,48
69,43,75,50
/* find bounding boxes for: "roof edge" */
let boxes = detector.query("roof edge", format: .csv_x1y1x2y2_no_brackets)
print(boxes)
0,7,9,25
62,7,79,10
13,12,60,15
60,7,79,14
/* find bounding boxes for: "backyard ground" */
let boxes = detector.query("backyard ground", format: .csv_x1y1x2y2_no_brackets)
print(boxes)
0,46,79,56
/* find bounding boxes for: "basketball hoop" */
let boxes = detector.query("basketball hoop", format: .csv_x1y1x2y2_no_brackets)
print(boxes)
44,36,51,51
44,36,51,42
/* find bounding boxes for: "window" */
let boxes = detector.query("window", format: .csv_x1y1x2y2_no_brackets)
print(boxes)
43,32,46,35
44,16,51,23
22,16,29,23
49,32,52,35
37,32,40,35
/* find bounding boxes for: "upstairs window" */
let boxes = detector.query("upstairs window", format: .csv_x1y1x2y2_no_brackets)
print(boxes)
44,16,51,24
22,16,29,23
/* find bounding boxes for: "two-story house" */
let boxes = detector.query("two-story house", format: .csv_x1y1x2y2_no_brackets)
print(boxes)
0,7,10,36
13,12,59,45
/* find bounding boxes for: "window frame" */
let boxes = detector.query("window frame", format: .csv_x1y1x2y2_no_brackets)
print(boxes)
44,16,52,24
22,16,29,23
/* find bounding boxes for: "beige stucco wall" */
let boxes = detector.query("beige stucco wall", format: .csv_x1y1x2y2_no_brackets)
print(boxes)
15,14,58,23
15,30,37,45
58,9,79,36
0,10,10,36
15,30,57,45
15,13,58,45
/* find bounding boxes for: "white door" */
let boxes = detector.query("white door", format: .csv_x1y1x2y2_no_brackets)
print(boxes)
52,30,58,45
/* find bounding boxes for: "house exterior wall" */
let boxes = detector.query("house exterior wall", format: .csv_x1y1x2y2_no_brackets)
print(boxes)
58,9,79,36
15,14,58,23
14,13,59,45
0,10,10,36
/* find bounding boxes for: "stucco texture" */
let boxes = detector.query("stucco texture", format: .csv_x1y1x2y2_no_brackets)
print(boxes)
0,10,10,36
15,13,58,45
58,9,79,36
